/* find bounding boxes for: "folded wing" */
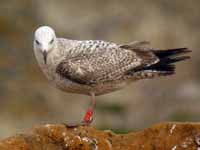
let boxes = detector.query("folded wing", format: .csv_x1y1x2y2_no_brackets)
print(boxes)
55,41,163,85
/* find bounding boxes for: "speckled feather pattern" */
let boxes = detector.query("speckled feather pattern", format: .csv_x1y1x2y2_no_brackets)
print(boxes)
35,38,183,96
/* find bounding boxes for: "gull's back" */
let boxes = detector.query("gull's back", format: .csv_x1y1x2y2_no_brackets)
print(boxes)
53,39,138,95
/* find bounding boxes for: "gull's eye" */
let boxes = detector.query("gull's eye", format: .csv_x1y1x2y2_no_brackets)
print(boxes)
49,38,54,44
35,40,40,45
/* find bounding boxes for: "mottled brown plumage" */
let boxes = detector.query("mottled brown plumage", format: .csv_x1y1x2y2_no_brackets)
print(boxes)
56,41,190,87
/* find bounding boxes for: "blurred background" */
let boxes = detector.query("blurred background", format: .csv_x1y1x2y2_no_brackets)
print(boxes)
0,0,199,138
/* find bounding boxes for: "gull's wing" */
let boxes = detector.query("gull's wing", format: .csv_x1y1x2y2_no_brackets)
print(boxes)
56,40,159,85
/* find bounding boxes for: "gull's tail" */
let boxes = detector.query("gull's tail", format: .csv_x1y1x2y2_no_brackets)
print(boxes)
130,48,191,80
150,48,191,75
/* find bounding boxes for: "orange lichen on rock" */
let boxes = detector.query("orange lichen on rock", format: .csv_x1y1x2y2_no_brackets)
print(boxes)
0,122,200,150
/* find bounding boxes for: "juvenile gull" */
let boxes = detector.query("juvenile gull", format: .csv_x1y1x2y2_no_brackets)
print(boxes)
33,26,191,125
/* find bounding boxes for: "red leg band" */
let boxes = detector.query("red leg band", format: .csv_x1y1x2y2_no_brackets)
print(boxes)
83,108,93,123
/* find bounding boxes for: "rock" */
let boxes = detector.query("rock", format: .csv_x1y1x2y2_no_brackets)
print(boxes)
0,122,200,150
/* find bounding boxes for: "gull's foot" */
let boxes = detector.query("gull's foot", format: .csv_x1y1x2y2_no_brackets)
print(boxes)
63,120,93,128
63,122,82,128
63,108,94,128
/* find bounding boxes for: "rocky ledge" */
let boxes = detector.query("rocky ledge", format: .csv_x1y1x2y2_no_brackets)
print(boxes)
1,122,200,150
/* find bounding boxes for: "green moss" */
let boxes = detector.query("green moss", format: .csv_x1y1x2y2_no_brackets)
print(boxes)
99,126,132,134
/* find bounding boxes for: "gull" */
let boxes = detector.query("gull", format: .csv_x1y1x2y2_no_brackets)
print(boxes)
33,26,191,126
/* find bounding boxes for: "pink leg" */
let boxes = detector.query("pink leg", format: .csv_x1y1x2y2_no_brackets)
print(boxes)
82,93,96,125
65,93,96,128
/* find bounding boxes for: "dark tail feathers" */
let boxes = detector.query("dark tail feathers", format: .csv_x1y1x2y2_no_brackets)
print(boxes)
144,48,191,75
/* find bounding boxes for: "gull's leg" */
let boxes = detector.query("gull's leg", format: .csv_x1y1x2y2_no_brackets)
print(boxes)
82,92,96,125
65,93,96,128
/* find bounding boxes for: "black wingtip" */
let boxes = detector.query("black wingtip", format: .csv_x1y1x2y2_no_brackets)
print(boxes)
143,48,191,75
154,48,192,59
164,55,191,64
